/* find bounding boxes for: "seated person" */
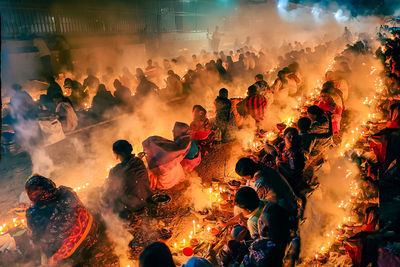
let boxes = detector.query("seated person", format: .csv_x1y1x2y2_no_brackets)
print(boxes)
139,241,175,267
190,105,212,140
25,175,119,266
315,87,342,134
297,116,333,160
307,105,333,167
190,105,215,155
219,187,267,239
143,122,200,190
113,79,132,112
235,157,297,218
278,127,306,194
214,88,235,142
103,140,153,219
64,78,88,110
243,202,290,267
52,92,78,133
9,83,38,122
42,76,63,111
91,84,116,119
239,85,267,126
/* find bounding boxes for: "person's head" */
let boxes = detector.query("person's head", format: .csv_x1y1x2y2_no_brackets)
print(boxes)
219,88,228,98
192,54,197,60
25,175,57,204
297,117,312,133
192,105,207,121
147,59,153,66
167,70,175,76
112,140,133,162
320,88,331,102
64,78,72,89
136,68,145,79
258,202,290,241
235,157,260,179
288,62,299,73
277,70,288,82
234,187,260,216
325,70,335,81
113,79,121,89
322,81,335,91
172,122,190,140
183,257,212,267
255,74,263,82
97,84,107,94
307,105,324,121
139,242,175,267
283,127,299,148
247,85,257,97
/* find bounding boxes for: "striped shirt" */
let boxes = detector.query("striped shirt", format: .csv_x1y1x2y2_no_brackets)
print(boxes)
244,95,267,122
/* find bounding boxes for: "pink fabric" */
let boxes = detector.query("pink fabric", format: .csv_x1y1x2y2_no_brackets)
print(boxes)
181,152,201,172
142,135,191,190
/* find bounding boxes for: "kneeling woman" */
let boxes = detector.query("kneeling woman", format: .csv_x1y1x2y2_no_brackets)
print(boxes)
143,122,201,190
25,175,119,266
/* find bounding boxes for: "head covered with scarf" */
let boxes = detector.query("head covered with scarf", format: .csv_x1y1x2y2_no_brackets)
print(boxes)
25,174,58,204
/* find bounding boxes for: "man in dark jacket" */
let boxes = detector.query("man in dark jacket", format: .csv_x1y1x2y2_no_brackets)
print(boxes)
103,140,153,220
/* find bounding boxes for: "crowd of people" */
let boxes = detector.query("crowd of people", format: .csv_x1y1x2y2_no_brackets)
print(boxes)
2,25,400,267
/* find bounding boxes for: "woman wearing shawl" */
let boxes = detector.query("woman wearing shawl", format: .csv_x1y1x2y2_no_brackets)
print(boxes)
190,105,215,155
25,175,119,266
103,140,153,219
143,122,201,190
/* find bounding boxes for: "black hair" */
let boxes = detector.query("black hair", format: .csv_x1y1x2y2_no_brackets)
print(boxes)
219,88,228,98
112,140,133,157
247,85,257,97
284,127,299,137
192,104,206,113
307,105,324,117
235,187,260,212
255,74,263,80
139,242,175,267
235,157,259,178
322,81,335,91
297,117,312,133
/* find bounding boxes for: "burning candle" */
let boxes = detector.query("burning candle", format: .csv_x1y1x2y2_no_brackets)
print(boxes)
174,243,177,249
183,238,186,245
193,220,196,234
207,227,211,232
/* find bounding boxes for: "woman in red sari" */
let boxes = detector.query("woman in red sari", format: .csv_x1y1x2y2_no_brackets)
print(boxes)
189,105,214,155
25,175,119,266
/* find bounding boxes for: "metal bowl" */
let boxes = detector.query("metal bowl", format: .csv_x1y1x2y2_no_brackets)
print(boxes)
151,194,171,206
